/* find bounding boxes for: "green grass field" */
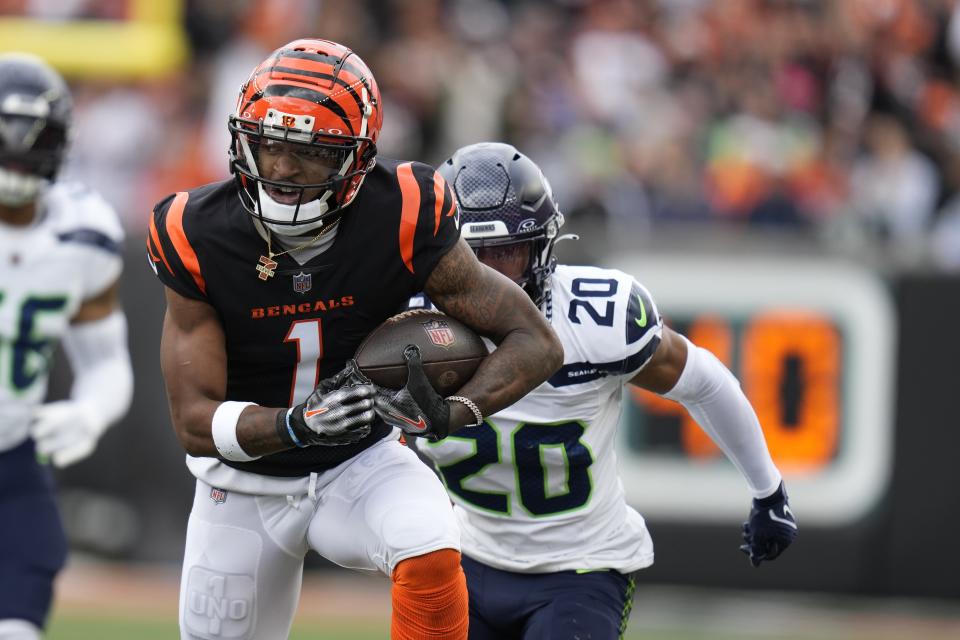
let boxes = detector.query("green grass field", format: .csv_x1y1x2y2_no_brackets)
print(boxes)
47,563,960,640
46,608,960,640
47,613,388,640
42,612,773,640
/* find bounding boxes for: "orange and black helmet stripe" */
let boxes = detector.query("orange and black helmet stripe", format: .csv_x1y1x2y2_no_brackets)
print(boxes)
277,46,372,78
239,45,376,136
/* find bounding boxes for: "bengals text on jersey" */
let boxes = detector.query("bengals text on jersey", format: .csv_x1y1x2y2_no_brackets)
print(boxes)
147,158,460,476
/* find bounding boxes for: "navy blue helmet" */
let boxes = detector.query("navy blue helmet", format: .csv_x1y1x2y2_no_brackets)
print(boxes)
439,142,565,305
0,53,72,206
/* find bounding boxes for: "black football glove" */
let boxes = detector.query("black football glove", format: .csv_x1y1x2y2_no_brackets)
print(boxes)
373,344,450,441
278,360,376,447
739,481,798,567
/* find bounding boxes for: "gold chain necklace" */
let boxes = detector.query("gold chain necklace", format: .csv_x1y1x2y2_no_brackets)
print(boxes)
256,220,338,281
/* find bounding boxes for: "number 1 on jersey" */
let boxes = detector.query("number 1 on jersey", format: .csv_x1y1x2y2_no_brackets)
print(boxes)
284,319,323,406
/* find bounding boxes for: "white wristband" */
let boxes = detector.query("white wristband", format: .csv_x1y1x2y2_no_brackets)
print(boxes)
446,395,483,428
212,401,261,462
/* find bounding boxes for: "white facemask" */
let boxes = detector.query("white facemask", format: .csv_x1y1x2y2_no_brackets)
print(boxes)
238,89,375,237
256,183,332,236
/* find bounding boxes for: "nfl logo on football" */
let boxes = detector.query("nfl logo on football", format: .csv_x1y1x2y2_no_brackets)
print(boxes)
422,319,456,348
210,487,228,504
292,272,312,294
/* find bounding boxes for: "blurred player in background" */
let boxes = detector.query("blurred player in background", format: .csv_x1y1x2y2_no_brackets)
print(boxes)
147,39,561,640
0,54,132,640
410,142,798,640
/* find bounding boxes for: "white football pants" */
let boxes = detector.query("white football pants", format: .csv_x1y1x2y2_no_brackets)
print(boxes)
0,620,41,640
178,438,460,640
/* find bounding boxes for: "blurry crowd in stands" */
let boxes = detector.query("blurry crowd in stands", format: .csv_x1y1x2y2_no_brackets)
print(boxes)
17,0,960,271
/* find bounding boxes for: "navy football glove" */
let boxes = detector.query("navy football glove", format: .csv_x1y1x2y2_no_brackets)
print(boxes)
278,360,376,447
373,344,450,441
740,481,798,567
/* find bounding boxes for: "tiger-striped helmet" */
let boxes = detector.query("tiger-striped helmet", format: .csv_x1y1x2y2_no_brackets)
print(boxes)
228,39,382,234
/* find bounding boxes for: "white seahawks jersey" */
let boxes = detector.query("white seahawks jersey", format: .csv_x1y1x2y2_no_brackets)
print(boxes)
0,182,123,452
413,264,663,573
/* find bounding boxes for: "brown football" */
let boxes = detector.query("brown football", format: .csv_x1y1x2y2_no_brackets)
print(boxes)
354,309,489,395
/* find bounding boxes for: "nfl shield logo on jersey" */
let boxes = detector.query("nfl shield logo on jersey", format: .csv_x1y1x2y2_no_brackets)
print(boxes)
210,487,228,504
292,272,312,294
422,319,455,348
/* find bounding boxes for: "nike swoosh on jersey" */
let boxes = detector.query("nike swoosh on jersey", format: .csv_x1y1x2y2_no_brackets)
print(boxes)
389,412,427,430
634,293,647,328
304,407,330,418
768,506,798,529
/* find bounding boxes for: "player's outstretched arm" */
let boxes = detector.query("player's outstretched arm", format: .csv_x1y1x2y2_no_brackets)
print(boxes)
631,325,797,565
423,240,563,433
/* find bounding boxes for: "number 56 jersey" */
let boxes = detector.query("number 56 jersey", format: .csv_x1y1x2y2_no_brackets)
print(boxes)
0,182,123,452
414,264,663,573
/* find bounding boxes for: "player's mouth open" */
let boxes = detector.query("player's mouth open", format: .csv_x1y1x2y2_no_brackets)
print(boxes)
265,185,302,205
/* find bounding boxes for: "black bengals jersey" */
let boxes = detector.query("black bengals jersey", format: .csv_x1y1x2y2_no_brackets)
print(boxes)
147,158,461,476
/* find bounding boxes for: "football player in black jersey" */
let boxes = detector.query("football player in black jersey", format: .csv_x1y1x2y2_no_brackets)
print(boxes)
147,39,562,640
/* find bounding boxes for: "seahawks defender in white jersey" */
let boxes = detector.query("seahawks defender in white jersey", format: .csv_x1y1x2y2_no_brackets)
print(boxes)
411,143,798,640
0,54,133,640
